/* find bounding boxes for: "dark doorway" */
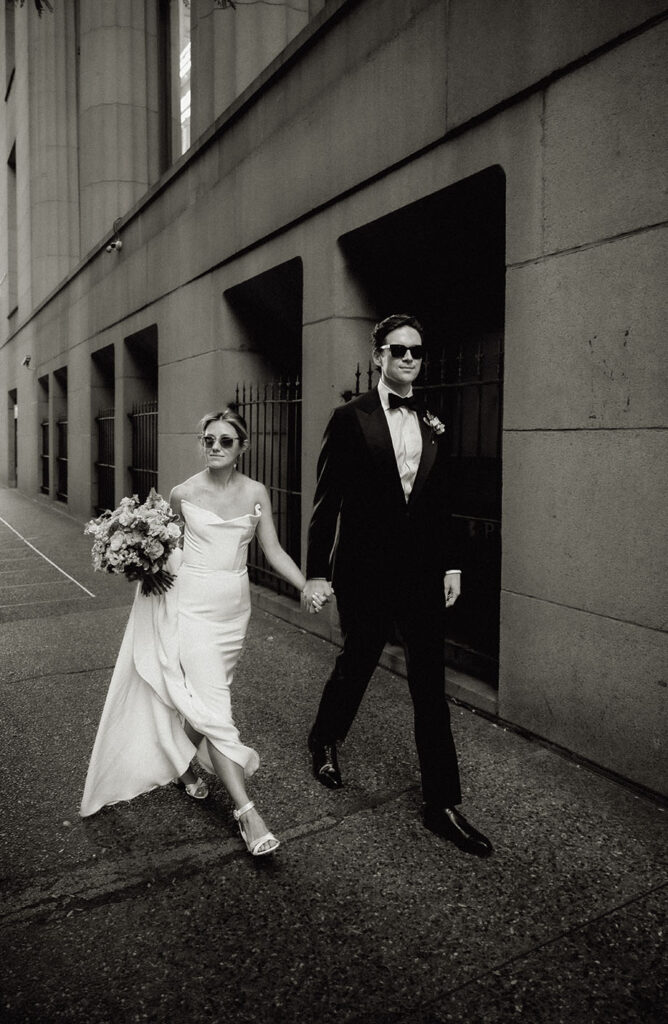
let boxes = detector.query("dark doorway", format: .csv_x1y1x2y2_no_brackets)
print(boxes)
38,375,49,494
225,258,303,380
53,367,68,503
125,326,158,502
7,389,17,487
92,344,115,512
339,167,505,683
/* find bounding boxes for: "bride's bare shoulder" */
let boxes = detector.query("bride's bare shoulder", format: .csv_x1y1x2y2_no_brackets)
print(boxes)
170,471,206,503
239,474,269,507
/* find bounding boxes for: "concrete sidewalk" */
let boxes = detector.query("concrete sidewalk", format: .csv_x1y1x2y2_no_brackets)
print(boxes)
0,486,666,1024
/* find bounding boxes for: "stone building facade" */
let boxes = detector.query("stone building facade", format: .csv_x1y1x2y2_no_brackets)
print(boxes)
1,0,666,796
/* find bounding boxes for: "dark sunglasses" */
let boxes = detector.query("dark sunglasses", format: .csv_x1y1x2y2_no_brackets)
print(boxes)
201,434,237,449
379,343,425,359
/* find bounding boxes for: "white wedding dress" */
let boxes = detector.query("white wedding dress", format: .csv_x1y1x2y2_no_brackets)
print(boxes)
80,500,262,817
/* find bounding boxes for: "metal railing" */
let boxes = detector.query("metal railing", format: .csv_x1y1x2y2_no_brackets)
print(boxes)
56,418,68,502
128,400,158,502
235,378,302,598
95,407,115,512
40,420,49,494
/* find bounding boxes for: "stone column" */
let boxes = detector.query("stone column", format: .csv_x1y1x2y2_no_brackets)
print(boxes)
66,344,93,517
114,340,137,503
190,0,310,131
230,0,309,99
26,1,80,307
301,231,376,550
78,0,154,254
189,0,215,143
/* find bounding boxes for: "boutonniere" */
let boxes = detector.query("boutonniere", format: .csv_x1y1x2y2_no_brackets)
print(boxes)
423,411,445,439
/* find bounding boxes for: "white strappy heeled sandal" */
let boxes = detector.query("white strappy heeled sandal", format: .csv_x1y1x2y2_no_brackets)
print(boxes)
173,776,209,800
233,800,280,856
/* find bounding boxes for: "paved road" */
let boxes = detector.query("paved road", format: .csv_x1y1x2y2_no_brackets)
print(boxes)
0,488,666,1023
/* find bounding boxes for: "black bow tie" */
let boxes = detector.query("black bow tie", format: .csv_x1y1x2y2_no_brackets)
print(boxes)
388,392,421,412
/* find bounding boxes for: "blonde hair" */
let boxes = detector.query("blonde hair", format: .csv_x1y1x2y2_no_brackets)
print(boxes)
197,404,249,444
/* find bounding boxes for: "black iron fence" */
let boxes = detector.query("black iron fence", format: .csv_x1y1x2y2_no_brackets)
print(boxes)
348,334,503,682
128,400,158,502
235,378,302,598
40,420,49,494
95,407,115,512
11,401,17,485
56,418,68,502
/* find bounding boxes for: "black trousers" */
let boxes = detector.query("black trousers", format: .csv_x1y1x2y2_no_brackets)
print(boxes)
312,576,462,808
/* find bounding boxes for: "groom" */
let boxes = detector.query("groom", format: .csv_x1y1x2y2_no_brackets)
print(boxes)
302,314,492,857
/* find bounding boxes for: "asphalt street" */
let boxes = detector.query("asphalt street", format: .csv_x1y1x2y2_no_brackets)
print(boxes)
0,487,666,1024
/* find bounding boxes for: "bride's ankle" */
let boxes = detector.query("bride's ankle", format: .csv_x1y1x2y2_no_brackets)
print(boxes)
233,799,254,817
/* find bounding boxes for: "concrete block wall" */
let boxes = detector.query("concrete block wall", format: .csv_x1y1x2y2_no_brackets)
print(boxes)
446,0,666,129
500,22,668,794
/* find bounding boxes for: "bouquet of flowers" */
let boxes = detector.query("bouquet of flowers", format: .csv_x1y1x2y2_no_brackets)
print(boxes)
85,488,182,596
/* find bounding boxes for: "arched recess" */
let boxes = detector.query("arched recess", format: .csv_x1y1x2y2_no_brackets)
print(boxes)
339,167,506,683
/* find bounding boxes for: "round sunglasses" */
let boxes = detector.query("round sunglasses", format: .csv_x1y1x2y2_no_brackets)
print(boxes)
200,434,238,449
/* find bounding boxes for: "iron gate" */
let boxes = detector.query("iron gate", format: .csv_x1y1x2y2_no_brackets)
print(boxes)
348,334,503,683
128,400,158,502
95,408,115,512
235,379,302,598
12,399,17,485
40,420,49,494
56,418,68,502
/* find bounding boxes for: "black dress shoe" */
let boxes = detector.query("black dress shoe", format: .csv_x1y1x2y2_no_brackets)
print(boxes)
423,805,493,857
308,731,343,789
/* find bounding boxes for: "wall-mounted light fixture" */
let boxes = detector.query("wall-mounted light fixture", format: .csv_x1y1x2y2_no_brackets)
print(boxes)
21,354,31,367
105,217,123,254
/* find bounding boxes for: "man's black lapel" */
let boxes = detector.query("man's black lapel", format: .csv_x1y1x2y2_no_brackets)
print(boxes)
408,413,438,505
355,388,406,505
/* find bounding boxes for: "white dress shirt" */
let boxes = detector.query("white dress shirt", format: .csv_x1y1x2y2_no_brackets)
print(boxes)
378,378,422,501
378,378,460,576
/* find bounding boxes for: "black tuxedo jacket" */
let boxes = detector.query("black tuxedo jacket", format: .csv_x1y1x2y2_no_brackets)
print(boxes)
306,387,457,601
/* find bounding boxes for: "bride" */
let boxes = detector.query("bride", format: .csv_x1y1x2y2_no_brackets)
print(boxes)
80,405,319,856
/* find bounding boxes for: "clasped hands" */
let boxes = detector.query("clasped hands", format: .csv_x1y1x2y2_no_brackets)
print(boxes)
301,579,334,615
301,573,459,614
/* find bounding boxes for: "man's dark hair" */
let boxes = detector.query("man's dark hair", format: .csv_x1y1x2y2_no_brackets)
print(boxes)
371,314,424,354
